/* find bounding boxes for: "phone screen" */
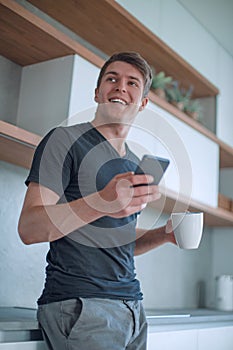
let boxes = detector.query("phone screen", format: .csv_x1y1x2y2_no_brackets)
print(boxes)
135,155,170,185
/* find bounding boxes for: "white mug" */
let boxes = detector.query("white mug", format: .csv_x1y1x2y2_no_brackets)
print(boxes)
171,212,204,249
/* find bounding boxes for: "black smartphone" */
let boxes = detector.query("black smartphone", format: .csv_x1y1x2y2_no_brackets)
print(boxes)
134,154,170,185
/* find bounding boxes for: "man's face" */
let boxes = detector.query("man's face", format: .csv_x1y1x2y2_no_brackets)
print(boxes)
94,61,148,124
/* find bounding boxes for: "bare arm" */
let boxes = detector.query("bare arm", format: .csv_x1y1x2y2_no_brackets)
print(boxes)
18,172,161,245
135,220,176,255
18,182,105,244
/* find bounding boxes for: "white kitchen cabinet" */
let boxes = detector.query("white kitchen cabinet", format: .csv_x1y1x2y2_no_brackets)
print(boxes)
198,326,233,350
142,101,219,208
17,54,99,137
17,55,74,136
0,341,46,349
147,329,198,350
147,325,233,350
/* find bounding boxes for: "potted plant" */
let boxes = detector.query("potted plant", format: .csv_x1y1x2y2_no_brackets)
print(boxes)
184,99,203,121
165,81,193,111
151,70,173,99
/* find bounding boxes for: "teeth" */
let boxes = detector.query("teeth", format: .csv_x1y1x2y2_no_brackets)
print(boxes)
110,98,127,105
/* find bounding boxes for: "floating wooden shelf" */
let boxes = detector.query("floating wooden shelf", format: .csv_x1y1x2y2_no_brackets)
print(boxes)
28,0,219,98
0,0,103,67
0,120,41,169
150,187,233,227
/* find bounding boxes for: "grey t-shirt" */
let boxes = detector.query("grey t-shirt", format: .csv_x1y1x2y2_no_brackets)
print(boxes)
26,122,143,304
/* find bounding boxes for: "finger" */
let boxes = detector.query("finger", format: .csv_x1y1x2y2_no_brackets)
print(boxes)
115,172,134,180
125,203,149,215
131,192,161,206
133,184,160,197
131,174,154,186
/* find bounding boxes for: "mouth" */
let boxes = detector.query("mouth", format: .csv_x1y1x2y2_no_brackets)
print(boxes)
109,98,128,106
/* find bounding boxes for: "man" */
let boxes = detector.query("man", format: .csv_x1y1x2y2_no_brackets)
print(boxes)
18,52,176,350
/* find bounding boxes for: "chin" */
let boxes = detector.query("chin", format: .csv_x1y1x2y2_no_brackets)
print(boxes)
98,103,139,125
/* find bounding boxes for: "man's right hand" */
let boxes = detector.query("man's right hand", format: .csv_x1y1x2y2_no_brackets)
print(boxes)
98,172,161,218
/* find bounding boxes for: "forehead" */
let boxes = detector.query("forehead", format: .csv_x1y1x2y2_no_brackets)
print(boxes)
104,61,144,81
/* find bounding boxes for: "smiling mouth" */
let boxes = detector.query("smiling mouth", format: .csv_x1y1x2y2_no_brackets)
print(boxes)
109,98,128,106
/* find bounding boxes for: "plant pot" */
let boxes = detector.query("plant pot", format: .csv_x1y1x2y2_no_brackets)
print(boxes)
171,101,184,111
153,88,166,100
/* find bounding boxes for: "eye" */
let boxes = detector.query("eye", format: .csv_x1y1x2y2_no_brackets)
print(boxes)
129,80,139,87
107,77,117,83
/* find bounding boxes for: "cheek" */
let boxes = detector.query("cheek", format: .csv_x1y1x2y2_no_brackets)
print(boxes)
95,91,103,103
132,88,144,100
95,88,110,103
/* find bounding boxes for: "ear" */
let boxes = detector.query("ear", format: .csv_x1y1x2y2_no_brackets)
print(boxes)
139,97,149,111
94,88,99,102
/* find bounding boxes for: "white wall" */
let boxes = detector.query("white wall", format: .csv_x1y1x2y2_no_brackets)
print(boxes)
0,161,48,308
208,228,233,308
0,56,21,125
211,229,233,279
136,207,213,309
208,169,233,307
216,48,233,148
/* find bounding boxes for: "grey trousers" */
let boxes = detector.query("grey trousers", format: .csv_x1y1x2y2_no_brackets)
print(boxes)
37,298,148,350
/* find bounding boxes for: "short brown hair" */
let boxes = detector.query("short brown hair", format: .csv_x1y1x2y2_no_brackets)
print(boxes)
97,52,152,97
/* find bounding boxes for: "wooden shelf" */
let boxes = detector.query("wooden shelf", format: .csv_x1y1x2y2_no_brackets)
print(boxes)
1,120,233,226
0,0,104,67
0,120,41,169
149,92,233,168
150,187,233,227
27,0,219,98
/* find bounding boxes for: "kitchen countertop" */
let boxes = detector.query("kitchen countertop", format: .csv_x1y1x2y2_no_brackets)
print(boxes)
0,307,39,331
145,308,233,332
1,306,233,332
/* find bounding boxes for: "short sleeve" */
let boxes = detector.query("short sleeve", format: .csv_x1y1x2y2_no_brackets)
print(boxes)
25,127,74,197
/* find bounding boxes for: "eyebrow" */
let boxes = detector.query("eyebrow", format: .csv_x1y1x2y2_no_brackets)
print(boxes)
104,71,141,83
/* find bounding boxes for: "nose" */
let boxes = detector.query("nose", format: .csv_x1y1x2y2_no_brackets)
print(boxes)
115,80,126,93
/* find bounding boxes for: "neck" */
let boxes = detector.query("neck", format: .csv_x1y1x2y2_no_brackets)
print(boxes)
91,120,130,157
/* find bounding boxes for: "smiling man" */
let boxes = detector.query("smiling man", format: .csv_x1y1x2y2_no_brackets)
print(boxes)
18,52,176,350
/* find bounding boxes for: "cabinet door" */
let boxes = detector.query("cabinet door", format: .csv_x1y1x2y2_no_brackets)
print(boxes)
0,341,46,349
147,330,198,350
198,326,233,350
144,102,219,207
